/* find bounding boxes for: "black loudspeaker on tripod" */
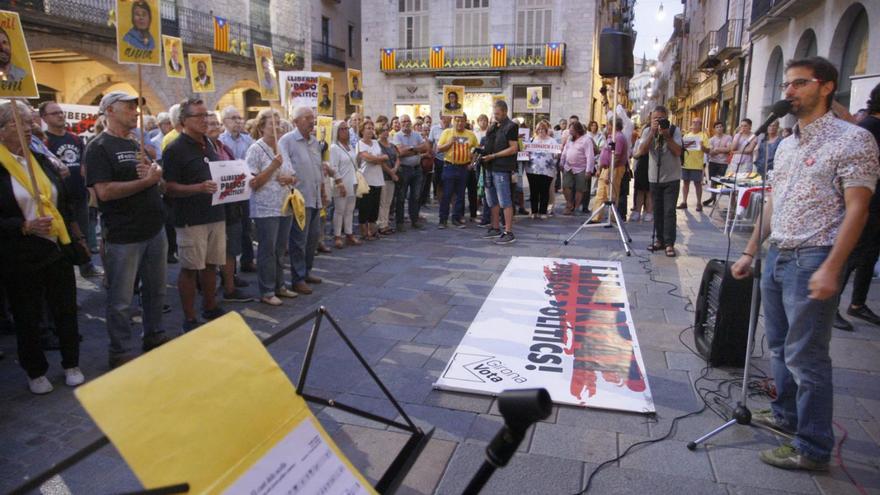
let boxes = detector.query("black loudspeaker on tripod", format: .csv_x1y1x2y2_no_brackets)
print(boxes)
598,29,634,78
693,259,756,366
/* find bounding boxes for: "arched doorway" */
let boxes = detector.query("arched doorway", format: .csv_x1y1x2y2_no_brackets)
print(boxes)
763,46,784,119
215,80,269,119
794,29,817,59
830,3,869,109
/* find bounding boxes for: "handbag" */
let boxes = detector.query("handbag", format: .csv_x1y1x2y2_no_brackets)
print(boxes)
347,142,370,198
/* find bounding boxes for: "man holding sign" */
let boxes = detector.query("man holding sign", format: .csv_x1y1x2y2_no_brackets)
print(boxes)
163,98,227,333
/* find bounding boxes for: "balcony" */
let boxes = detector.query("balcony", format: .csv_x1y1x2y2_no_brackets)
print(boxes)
312,40,346,68
750,0,823,37
3,0,305,69
698,30,720,70
379,43,565,73
698,19,744,70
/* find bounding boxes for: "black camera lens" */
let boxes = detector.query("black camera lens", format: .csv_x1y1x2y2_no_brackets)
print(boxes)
659,118,671,129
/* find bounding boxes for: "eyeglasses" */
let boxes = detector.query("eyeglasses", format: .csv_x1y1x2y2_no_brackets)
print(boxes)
185,113,209,119
225,116,243,121
779,78,821,91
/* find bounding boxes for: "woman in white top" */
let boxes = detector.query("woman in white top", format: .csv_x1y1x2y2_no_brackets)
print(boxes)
328,120,361,248
729,118,757,174
356,121,388,240
245,109,298,306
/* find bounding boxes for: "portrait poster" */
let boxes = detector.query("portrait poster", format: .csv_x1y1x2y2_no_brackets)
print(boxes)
526,86,543,110
188,53,215,93
517,127,531,161
442,85,465,117
492,94,507,106
253,44,279,102
162,35,185,79
0,10,39,98
316,76,333,117
347,68,363,107
316,116,333,162
115,0,161,65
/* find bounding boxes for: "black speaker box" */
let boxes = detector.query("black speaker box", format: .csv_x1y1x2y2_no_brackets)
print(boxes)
693,259,756,367
598,29,635,78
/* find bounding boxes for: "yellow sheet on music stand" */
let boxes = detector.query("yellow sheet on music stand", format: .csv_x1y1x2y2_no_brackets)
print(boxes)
75,312,376,494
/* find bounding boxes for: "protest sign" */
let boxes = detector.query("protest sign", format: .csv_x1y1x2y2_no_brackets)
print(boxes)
209,160,251,206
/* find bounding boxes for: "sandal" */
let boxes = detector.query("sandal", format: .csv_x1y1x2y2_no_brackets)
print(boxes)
346,235,363,246
665,246,676,257
647,242,664,252
333,237,344,249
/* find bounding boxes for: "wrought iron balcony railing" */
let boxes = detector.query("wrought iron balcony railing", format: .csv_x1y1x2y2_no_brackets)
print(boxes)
698,19,743,70
3,0,304,69
312,40,346,68
380,43,565,72
750,0,821,36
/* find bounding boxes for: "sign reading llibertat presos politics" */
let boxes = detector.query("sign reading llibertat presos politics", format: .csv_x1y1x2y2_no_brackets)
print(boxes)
435,257,655,413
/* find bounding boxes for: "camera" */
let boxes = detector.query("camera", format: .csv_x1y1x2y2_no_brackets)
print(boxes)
659,118,671,130
472,146,487,156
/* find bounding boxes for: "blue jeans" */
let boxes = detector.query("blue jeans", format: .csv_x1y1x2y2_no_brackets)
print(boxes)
289,207,321,284
440,163,468,222
254,216,293,297
484,169,513,209
396,166,423,225
103,229,168,356
762,245,837,462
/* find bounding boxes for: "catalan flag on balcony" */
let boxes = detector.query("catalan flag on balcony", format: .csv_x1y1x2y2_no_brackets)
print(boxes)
491,44,507,67
380,48,396,70
544,42,563,67
430,46,445,69
214,16,230,53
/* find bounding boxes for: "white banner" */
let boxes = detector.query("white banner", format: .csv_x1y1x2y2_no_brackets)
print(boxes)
278,71,331,115
524,141,562,154
209,160,252,206
58,104,101,139
435,257,655,413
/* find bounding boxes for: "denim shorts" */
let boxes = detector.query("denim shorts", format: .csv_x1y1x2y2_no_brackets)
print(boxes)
484,170,513,209
681,168,703,182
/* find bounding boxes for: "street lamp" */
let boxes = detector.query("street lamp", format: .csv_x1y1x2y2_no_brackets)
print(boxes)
653,37,660,51
657,2,665,21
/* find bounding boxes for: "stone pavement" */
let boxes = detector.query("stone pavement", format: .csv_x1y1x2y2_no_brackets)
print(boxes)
1,193,879,495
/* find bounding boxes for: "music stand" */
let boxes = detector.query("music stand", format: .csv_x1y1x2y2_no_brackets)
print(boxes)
564,77,633,256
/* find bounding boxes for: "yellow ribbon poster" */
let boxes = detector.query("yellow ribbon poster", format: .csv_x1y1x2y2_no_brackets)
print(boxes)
442,85,465,117
253,44,279,102
189,53,216,93
317,75,333,117
163,35,185,78
526,86,543,110
0,10,39,98
116,0,161,65
75,313,377,495
316,116,333,162
347,68,363,107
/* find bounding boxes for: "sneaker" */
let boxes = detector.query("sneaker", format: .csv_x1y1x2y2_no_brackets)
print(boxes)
108,353,136,369
629,211,641,222
64,367,85,387
223,289,255,303
143,332,173,352
292,281,313,295
643,213,654,222
452,219,466,228
482,228,503,239
437,222,447,229
847,305,880,326
261,295,283,306
182,319,201,333
411,222,425,230
28,376,53,395
752,408,796,435
478,222,491,229
495,231,517,245
832,311,854,332
201,306,228,321
759,444,829,471
276,287,299,299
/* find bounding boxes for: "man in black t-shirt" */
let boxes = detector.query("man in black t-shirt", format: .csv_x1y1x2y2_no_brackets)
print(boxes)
84,92,170,369
479,100,520,245
163,97,227,332
40,101,103,278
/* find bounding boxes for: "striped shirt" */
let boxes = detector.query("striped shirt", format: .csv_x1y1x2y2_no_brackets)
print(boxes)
438,128,478,165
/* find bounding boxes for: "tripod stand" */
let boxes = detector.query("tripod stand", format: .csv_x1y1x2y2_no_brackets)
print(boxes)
564,76,632,256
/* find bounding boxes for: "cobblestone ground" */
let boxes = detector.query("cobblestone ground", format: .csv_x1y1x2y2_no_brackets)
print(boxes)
1,192,879,495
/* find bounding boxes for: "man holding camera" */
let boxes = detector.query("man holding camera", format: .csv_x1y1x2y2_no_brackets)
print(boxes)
637,106,682,257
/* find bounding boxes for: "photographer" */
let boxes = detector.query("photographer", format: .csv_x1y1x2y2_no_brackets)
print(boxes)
637,105,682,257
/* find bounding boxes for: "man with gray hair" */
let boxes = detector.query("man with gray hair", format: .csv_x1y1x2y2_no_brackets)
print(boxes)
278,105,325,294
219,105,257,272
161,103,183,152
149,111,172,161
392,114,429,230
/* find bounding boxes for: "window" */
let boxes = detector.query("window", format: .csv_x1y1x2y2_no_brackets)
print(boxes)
516,0,552,46
455,0,489,46
398,0,429,50
348,24,355,58
837,9,868,109
248,0,271,47
321,16,330,45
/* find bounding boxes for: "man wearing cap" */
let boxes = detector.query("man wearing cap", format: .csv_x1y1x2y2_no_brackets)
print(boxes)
85,92,171,369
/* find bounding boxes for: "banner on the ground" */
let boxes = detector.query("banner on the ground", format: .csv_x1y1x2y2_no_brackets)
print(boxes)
189,53,215,93
115,0,161,65
278,71,331,115
435,257,655,413
162,35,185,78
524,141,561,154
75,313,376,494
317,75,333,116
209,160,251,205
253,44,279,102
0,10,39,98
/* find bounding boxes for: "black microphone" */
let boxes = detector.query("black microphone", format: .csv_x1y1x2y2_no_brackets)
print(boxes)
753,99,792,137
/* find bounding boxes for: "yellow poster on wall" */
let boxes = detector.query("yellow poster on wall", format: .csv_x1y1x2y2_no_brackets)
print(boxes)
0,10,39,98
253,44,279,102
526,86,543,110
75,313,377,495
162,35,185,79
189,53,215,93
316,116,333,162
492,94,507,105
347,68,363,107
116,0,161,65
442,85,465,117
317,76,333,116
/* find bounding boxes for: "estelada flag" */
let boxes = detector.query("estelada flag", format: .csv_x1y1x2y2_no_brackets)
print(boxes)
544,43,563,67
116,0,161,65
0,10,39,98
213,16,229,53
380,48,395,70
429,46,444,69
491,44,507,67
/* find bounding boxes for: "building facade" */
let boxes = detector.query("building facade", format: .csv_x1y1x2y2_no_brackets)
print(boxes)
312,0,361,119
629,55,657,124
361,0,632,127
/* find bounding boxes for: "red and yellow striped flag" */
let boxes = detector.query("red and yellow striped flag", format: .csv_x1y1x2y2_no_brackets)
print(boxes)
214,16,230,53
380,48,396,70
430,46,445,69
491,44,507,67
544,42,563,67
